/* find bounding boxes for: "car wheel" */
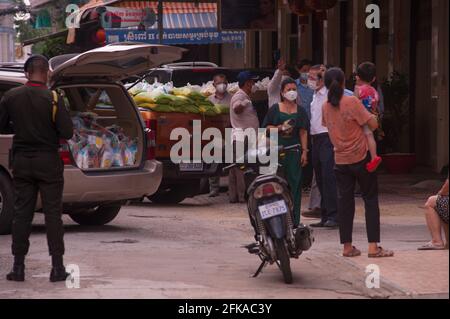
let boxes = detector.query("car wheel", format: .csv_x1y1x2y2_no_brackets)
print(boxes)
148,186,188,204
199,177,210,195
69,205,121,226
0,173,14,235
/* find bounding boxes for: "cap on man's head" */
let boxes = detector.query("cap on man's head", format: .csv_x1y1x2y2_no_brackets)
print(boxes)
24,54,49,73
237,71,259,87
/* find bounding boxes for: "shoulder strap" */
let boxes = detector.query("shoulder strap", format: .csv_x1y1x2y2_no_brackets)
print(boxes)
51,90,58,123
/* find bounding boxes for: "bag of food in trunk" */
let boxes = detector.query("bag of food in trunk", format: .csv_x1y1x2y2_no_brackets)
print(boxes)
112,148,124,167
101,137,114,169
123,138,138,166
69,112,136,169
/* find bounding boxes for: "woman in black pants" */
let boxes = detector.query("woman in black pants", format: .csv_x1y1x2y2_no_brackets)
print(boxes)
321,67,394,258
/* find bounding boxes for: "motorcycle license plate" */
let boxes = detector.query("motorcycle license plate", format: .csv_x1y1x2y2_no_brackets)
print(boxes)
258,200,288,220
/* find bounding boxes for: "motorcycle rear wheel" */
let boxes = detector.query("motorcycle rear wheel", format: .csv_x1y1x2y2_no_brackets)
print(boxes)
274,238,293,284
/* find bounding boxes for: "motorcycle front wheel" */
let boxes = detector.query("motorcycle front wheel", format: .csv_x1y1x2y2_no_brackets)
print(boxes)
274,238,293,284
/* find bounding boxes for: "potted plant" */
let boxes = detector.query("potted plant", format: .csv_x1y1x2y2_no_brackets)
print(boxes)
380,71,416,174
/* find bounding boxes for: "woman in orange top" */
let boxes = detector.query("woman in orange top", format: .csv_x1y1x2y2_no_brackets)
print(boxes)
321,67,394,259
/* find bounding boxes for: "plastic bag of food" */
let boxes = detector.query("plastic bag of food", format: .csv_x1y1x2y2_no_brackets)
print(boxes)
171,95,195,107
72,116,85,130
112,148,124,167
172,87,192,97
152,104,175,113
215,104,230,114
134,92,155,105
101,143,113,168
76,146,88,169
123,143,137,166
186,83,202,93
179,104,200,114
188,91,208,102
227,82,239,94
87,144,100,168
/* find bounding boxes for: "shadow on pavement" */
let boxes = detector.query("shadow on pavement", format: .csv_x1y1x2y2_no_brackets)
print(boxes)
31,224,132,234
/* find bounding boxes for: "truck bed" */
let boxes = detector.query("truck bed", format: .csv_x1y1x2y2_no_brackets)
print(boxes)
140,110,230,160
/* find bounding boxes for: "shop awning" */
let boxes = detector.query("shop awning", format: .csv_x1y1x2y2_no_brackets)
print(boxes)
66,0,244,46
70,0,218,25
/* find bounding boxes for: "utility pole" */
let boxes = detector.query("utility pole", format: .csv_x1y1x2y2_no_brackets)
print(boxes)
158,0,163,44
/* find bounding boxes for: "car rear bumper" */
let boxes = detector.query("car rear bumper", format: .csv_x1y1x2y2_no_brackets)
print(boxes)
61,160,162,204
160,159,222,181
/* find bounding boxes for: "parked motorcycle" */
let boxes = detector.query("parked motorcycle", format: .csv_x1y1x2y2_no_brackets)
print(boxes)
223,144,314,284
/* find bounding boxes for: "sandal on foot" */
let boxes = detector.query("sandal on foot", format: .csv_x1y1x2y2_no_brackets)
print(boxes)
343,246,361,257
368,247,394,258
418,242,446,251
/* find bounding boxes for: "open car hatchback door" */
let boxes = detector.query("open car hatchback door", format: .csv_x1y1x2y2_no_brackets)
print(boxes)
50,44,185,84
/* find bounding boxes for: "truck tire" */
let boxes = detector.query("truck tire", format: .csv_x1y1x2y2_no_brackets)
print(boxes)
69,205,121,226
0,173,14,235
148,186,188,204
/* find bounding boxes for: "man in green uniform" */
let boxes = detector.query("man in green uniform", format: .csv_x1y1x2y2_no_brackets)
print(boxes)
0,55,73,282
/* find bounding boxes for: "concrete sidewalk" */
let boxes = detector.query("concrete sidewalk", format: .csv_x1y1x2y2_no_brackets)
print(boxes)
218,171,450,298
313,172,448,298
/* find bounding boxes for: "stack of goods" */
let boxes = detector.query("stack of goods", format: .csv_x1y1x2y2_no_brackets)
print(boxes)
126,77,272,117
129,82,228,117
68,112,138,169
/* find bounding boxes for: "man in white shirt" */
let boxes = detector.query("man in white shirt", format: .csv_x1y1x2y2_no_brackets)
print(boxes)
207,74,232,197
308,65,338,228
229,71,260,203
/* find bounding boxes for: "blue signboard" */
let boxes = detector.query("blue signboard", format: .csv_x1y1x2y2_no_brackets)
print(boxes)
105,28,245,45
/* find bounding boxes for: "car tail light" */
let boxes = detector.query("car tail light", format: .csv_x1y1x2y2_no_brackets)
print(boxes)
59,139,73,165
144,119,157,160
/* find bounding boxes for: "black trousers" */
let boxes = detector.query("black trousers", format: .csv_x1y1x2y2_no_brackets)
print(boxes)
334,155,381,244
11,151,65,257
311,133,338,223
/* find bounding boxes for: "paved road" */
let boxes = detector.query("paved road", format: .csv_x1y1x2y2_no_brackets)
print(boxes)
0,175,448,299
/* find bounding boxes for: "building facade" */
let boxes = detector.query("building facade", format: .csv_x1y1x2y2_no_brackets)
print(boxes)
0,0,16,62
241,0,448,173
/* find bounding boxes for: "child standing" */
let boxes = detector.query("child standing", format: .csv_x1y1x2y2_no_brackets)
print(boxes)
355,62,382,172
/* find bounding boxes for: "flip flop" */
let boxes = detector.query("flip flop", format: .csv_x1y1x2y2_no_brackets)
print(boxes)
343,246,361,257
418,242,446,251
368,247,394,258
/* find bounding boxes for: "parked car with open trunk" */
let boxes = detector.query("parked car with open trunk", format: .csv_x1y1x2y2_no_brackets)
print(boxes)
0,44,184,234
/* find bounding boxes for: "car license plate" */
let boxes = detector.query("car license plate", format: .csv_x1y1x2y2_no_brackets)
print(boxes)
179,162,204,172
258,200,288,220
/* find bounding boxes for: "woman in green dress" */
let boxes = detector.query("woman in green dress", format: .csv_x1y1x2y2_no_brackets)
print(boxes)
262,78,309,226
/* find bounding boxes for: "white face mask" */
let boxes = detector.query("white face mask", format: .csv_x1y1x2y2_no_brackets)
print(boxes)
283,90,298,102
216,83,227,94
307,79,318,90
